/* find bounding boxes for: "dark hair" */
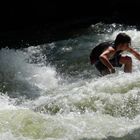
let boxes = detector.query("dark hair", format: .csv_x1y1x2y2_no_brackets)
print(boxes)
114,33,131,46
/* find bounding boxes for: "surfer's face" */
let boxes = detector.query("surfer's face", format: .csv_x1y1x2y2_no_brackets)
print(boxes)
120,43,131,50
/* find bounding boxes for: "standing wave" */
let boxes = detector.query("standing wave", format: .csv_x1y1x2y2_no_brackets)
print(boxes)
1,23,140,140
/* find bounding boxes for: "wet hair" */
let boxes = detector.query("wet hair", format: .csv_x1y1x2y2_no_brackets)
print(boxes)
114,33,131,46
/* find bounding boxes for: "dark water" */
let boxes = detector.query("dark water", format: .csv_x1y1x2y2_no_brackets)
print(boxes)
1,23,140,139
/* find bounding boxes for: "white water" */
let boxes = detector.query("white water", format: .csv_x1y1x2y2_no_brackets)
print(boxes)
1,23,140,139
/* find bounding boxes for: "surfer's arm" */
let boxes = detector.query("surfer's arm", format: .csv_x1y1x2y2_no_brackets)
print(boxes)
99,47,115,73
128,47,140,61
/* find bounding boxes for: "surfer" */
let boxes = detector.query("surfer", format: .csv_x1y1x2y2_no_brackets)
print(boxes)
90,32,140,75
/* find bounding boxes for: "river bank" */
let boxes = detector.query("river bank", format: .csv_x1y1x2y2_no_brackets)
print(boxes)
0,1,140,48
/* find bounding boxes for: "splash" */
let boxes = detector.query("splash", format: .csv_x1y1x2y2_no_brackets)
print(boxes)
0,47,60,99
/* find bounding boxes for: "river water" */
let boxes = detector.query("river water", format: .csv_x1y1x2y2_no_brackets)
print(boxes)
1,23,140,140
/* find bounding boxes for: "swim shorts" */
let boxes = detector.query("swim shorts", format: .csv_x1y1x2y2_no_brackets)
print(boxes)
95,53,122,73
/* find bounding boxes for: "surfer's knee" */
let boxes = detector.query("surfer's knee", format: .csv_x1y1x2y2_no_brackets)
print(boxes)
120,56,132,65
125,56,132,65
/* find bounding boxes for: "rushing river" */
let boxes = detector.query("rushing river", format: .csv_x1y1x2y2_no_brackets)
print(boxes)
1,23,140,140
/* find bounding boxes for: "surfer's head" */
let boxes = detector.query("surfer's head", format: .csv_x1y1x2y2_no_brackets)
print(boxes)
114,33,131,47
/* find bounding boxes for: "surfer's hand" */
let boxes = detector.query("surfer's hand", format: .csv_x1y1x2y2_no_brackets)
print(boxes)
110,68,115,73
